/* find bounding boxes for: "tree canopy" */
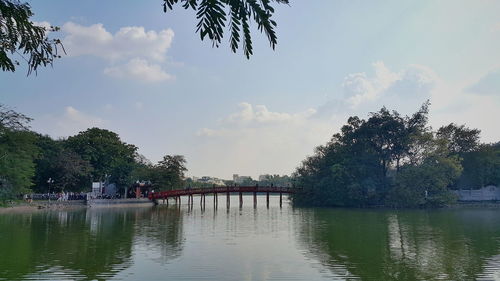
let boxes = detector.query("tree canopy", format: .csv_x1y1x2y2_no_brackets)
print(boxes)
0,104,38,198
291,102,493,208
65,128,138,189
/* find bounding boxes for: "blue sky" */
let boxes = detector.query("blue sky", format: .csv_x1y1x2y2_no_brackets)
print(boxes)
2,0,500,179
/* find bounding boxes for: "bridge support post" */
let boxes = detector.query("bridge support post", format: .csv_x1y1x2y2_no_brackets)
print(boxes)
203,193,206,208
279,192,282,208
239,192,243,208
253,192,257,208
266,192,269,208
226,191,230,208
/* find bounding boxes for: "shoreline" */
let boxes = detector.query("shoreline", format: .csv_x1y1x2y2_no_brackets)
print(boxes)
0,201,87,214
0,198,154,213
4,200,500,214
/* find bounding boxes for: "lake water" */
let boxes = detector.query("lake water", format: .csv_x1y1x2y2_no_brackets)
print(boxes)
1,196,500,280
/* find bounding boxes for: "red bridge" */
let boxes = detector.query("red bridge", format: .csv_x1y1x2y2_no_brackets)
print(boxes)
149,186,295,208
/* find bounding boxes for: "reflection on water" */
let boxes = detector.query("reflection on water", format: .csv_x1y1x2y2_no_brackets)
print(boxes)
295,208,500,280
2,197,500,280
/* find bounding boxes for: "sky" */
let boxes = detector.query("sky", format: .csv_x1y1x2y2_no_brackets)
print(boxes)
2,0,500,179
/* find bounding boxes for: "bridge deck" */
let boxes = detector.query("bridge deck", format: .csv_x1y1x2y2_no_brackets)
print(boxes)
149,186,294,200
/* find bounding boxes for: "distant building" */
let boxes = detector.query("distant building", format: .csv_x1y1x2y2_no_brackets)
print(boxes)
259,174,272,181
91,182,103,196
233,174,252,184
91,182,118,197
194,176,226,186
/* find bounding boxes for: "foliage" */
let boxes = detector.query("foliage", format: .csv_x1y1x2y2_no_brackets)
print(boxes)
436,123,481,156
458,143,500,188
0,0,63,75
162,0,288,58
292,103,467,208
65,128,138,190
386,146,462,208
32,135,93,193
130,155,188,190
0,127,38,199
0,104,32,131
0,104,39,200
152,155,187,190
257,174,291,186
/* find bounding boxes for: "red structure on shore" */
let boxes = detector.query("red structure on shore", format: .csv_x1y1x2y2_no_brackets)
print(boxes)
149,186,295,208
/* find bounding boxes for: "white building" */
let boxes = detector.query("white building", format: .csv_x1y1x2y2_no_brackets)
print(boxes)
233,174,252,184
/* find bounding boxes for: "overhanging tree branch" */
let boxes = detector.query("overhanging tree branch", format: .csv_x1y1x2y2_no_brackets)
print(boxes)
162,0,288,58
0,0,64,75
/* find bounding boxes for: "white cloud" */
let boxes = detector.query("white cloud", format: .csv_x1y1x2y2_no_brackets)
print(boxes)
62,22,174,61
193,103,332,178
104,58,173,82
191,62,500,178
343,62,437,107
59,22,175,83
225,102,316,124
33,106,107,138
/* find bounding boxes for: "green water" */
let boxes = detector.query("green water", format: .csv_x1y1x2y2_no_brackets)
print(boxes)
1,196,500,280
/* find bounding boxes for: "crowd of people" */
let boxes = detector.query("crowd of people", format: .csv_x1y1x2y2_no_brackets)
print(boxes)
25,192,88,202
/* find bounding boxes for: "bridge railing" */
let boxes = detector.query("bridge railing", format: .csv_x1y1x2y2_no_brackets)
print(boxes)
149,186,296,200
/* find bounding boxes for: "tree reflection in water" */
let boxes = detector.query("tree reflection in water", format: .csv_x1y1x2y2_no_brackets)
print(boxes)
133,206,185,263
295,208,500,280
0,206,184,281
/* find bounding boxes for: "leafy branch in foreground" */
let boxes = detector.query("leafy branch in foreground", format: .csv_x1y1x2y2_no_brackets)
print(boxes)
0,0,64,75
163,0,289,58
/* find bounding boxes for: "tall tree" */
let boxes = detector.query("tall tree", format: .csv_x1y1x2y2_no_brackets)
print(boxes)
437,123,481,156
65,128,137,190
33,135,93,193
0,104,38,198
152,155,187,190
291,102,466,208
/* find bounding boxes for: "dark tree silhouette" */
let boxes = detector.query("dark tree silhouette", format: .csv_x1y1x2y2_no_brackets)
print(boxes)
162,0,289,58
0,0,63,75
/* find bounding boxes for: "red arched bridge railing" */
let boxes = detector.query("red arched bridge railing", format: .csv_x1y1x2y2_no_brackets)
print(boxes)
149,186,295,200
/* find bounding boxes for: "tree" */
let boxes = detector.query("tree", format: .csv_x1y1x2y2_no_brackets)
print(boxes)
437,123,481,156
33,135,93,193
291,102,467,208
162,0,289,58
0,129,38,198
65,128,137,191
458,143,500,188
152,155,187,190
0,0,63,75
386,139,463,207
0,104,38,199
0,103,32,130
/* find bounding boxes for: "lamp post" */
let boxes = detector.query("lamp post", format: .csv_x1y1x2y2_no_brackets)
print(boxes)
47,178,54,203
